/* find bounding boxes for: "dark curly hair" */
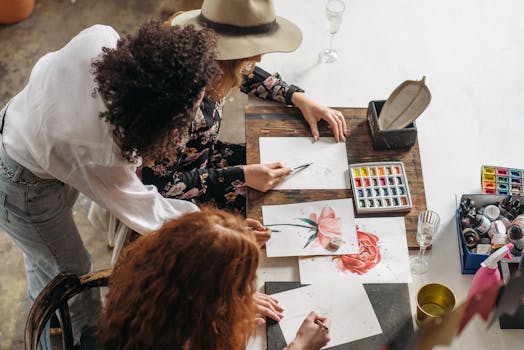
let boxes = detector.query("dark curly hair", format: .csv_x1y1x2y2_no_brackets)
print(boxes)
92,22,220,166
98,208,259,350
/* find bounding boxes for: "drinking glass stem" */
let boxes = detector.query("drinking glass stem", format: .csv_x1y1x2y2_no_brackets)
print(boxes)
327,33,334,50
418,246,427,261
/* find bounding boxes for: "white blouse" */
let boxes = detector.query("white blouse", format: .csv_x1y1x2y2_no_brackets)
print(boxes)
3,24,198,234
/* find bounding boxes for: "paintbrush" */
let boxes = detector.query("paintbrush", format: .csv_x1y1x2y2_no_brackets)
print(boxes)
291,162,313,174
247,226,281,233
315,319,329,331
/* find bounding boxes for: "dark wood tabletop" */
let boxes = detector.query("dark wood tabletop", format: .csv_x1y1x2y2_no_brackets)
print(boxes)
245,105,427,249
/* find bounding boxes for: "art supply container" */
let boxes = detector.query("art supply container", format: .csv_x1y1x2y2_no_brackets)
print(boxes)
350,161,413,214
481,165,524,195
416,283,455,325
367,100,418,150
456,193,524,273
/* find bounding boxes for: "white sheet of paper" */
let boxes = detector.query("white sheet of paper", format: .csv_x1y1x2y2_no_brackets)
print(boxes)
258,137,350,189
271,276,382,348
299,217,412,284
263,199,358,257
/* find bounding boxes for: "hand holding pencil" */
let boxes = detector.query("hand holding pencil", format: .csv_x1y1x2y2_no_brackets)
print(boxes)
286,311,331,350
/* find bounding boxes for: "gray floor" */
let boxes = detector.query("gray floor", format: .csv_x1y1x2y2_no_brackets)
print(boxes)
0,1,246,348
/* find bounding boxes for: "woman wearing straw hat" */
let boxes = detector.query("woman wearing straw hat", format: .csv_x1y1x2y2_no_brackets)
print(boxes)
141,0,347,219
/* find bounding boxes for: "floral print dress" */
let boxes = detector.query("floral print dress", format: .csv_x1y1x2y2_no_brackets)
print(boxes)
141,67,304,216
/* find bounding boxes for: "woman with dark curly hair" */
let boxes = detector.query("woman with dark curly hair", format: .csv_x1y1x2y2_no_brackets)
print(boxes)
141,0,347,219
98,208,331,350
0,21,219,349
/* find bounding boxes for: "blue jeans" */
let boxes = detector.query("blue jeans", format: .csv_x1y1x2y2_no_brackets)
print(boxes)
0,105,101,348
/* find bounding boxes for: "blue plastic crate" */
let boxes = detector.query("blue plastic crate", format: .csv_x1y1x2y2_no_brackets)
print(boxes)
456,193,522,274
456,208,488,274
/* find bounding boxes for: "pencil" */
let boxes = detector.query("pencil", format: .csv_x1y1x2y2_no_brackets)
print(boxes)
314,319,329,331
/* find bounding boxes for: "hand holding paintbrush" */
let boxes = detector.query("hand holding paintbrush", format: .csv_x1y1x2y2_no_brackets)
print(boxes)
245,218,282,246
243,162,312,193
243,162,293,192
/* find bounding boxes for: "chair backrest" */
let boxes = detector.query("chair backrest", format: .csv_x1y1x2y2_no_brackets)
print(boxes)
24,268,112,350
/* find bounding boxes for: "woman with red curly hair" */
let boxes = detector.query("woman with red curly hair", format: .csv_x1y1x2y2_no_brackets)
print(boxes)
98,208,331,350
0,21,219,349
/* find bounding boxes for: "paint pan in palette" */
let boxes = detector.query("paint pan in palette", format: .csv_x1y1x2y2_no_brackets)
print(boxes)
350,161,413,213
481,165,524,195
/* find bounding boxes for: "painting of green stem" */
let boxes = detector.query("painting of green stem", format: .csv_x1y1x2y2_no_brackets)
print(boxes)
262,199,358,257
268,206,343,249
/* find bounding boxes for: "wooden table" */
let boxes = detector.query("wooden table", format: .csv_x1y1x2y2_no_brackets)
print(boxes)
245,105,427,250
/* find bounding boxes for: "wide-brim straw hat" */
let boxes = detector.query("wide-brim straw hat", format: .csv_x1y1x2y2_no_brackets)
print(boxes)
171,0,302,60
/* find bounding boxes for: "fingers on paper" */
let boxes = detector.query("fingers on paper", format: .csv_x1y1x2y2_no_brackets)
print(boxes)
254,291,281,306
254,292,284,321
337,110,348,136
308,108,346,142
255,302,283,321
306,119,320,142
325,109,346,142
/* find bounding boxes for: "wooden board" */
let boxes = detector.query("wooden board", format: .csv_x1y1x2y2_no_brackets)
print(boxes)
245,105,427,249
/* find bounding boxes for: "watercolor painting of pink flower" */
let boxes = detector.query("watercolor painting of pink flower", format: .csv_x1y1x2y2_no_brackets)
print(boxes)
267,205,342,249
305,206,342,249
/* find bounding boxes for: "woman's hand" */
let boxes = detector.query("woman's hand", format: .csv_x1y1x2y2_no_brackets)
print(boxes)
291,92,347,142
286,311,331,350
243,162,292,192
254,292,284,324
245,218,272,246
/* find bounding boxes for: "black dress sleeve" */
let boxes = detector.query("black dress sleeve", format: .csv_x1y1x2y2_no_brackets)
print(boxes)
240,66,305,105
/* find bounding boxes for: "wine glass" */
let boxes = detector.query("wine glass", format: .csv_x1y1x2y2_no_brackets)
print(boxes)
319,0,346,63
410,210,441,274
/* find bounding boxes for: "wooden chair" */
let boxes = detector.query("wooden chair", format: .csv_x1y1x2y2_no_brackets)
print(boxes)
24,268,112,350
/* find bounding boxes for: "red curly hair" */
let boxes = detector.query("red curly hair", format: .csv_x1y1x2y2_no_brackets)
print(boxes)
97,208,260,350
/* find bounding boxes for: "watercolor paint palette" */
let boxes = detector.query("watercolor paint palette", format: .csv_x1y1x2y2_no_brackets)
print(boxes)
481,165,524,195
349,161,413,213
